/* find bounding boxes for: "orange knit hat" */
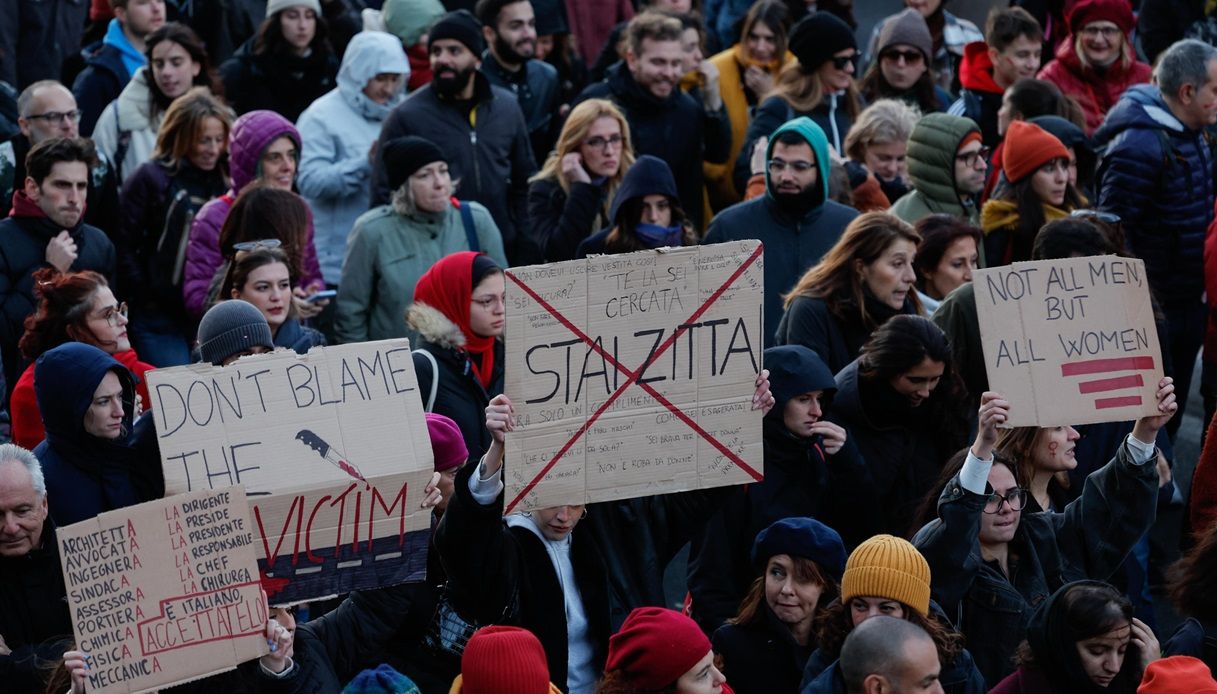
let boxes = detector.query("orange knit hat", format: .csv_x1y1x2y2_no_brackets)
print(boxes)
1002,120,1070,183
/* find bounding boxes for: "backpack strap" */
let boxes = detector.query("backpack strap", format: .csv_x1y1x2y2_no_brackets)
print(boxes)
456,199,480,252
415,348,439,413
112,106,133,181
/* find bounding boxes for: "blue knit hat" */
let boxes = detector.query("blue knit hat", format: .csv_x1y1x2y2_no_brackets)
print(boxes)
752,517,847,581
342,664,420,694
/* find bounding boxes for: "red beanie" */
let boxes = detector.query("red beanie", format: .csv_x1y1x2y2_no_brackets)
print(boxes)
1001,120,1070,183
425,413,468,472
1068,0,1135,36
1138,656,1217,694
459,626,553,694
604,607,712,690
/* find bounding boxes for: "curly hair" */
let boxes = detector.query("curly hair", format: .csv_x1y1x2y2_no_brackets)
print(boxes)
19,267,111,360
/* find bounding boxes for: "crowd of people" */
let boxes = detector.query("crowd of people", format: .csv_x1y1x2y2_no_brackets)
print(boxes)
6,0,1217,692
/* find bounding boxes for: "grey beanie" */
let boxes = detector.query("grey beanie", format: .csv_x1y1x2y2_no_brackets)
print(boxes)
877,9,934,66
267,0,322,17
197,300,275,366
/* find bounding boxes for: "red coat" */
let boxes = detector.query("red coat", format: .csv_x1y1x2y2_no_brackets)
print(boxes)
988,667,1055,694
1037,39,1151,135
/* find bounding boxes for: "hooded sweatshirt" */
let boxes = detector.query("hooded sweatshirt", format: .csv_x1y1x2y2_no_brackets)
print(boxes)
947,42,1004,146
33,343,143,528
890,113,983,231
297,31,410,284
705,117,858,348
575,155,683,257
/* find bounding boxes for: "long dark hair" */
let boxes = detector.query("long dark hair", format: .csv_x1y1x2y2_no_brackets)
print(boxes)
255,7,333,58
1169,516,1217,622
859,61,941,114
145,22,219,115
603,196,698,254
997,174,1085,263
217,185,308,276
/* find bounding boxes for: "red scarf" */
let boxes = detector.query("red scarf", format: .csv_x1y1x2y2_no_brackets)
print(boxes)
414,251,497,389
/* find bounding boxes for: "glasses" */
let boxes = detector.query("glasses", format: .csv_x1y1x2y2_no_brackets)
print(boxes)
955,146,992,168
584,134,624,151
26,109,81,124
1071,209,1121,224
94,302,128,328
830,53,858,70
881,49,924,65
1080,25,1121,38
768,158,815,173
233,239,282,252
983,488,1029,514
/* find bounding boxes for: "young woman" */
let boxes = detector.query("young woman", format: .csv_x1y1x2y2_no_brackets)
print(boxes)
864,0,983,96
843,99,920,211
93,22,218,182
913,383,1175,685
118,89,231,366
1036,0,1152,134
991,581,1158,693
704,0,790,208
801,534,987,693
734,11,862,192
912,214,981,313
575,155,698,257
11,269,153,449
528,99,636,262
219,0,339,121
993,424,1079,513
599,607,732,694
982,121,1084,266
859,8,950,114
223,246,325,355
713,517,847,694
776,212,922,374
338,137,506,345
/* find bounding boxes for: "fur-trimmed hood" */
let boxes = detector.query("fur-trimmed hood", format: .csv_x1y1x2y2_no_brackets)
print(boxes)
406,302,466,350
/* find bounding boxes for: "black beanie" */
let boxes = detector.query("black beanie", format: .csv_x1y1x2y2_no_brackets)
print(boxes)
429,10,486,57
788,11,857,72
383,136,446,192
471,253,500,288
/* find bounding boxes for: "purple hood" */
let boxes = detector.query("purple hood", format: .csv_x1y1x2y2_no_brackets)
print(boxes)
229,110,301,193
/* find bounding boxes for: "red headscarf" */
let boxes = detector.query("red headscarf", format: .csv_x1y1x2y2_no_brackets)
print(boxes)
413,251,497,388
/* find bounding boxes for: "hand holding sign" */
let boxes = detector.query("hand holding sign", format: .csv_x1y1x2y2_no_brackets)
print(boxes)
63,650,87,694
1131,377,1177,445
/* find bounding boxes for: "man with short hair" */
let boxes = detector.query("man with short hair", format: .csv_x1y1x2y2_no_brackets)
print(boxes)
1096,38,1217,436
577,11,730,230
1,81,120,236
0,138,116,395
889,113,986,233
0,445,73,692
73,0,167,136
704,117,857,348
476,0,561,163
838,616,944,694
372,10,539,265
949,7,1043,145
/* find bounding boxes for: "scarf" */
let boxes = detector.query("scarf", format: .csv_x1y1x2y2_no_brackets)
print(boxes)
635,223,684,248
413,251,497,389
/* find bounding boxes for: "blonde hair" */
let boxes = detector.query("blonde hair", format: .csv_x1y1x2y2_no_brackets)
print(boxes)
1074,26,1133,71
844,99,920,162
531,99,635,198
773,61,862,119
153,87,234,168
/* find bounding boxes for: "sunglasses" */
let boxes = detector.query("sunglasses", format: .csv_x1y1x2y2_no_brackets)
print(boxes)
830,53,858,70
881,49,924,65
233,239,283,252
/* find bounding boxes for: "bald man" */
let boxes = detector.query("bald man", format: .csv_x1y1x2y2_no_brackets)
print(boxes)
839,616,945,694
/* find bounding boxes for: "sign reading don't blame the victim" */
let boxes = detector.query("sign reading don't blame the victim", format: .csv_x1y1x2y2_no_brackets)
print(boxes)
146,341,436,605
58,487,267,694
504,240,765,513
974,256,1164,427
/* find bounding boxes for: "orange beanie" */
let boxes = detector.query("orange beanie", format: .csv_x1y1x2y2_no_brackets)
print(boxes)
1002,120,1070,183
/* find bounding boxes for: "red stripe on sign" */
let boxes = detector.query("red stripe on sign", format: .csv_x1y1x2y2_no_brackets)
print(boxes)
1078,374,1144,394
1061,356,1155,377
1095,396,1144,409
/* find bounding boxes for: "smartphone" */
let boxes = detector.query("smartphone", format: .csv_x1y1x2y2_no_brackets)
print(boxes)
305,289,337,303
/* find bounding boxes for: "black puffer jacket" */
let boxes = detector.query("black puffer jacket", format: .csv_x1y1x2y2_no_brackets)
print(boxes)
220,38,339,122
0,523,73,694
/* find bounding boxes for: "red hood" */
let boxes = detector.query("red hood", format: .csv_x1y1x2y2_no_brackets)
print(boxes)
959,41,1003,94
8,190,48,220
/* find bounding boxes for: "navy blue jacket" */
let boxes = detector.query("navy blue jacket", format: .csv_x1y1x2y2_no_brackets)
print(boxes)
1095,84,1215,305
72,42,130,137
274,317,326,356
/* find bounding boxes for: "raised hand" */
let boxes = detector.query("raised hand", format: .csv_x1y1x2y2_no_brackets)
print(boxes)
972,391,1010,460
1132,377,1177,443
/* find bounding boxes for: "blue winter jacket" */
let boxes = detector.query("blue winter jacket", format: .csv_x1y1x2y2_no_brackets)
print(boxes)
1094,84,1215,305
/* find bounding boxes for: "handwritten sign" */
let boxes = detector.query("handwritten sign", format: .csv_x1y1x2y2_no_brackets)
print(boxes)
503,241,765,513
58,487,267,693
146,341,436,605
974,256,1163,427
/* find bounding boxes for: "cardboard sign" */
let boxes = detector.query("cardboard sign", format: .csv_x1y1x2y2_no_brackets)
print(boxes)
147,341,436,605
503,240,765,513
58,487,268,693
974,256,1164,427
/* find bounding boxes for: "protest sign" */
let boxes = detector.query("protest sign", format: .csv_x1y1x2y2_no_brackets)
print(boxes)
146,341,436,605
58,487,267,693
973,256,1164,427
503,240,765,513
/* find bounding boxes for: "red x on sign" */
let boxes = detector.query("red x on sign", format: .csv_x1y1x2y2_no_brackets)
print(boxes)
501,239,759,511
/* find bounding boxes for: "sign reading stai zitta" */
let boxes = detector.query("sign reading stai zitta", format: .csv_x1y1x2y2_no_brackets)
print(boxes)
973,256,1164,427
58,487,268,693
503,240,765,513
146,341,436,605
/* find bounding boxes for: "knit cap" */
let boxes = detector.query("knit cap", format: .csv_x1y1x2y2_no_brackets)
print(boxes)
1068,0,1135,35
197,300,274,366
343,664,421,694
429,10,486,57
877,9,934,65
426,413,468,472
458,626,555,693
1001,120,1069,183
605,607,711,690
383,136,446,192
788,11,856,72
266,0,322,17
752,517,847,581
1138,656,1217,693
840,534,931,618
